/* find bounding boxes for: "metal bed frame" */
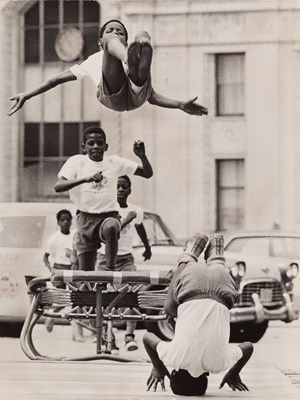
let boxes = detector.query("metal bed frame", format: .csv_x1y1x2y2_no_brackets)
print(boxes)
20,270,171,362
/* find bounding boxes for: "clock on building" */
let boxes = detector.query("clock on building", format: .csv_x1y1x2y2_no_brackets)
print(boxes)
55,27,84,62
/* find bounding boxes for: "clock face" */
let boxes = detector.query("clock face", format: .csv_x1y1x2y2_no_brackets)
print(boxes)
55,27,84,62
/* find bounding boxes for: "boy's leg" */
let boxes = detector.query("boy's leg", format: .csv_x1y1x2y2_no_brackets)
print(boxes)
176,233,208,266
125,321,138,351
102,36,127,94
205,234,225,267
78,252,97,271
100,218,120,269
128,31,153,86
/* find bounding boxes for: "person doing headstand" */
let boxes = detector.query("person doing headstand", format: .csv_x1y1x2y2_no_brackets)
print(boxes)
143,233,254,396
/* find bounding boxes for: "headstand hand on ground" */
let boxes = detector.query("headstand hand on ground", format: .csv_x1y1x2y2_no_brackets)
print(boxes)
143,233,254,396
8,20,208,116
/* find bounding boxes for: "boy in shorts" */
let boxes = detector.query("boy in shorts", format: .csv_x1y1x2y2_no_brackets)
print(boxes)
143,233,254,396
96,175,152,352
8,20,208,116
54,126,153,271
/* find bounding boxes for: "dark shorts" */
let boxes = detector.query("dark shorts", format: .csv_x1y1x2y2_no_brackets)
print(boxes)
76,211,121,256
97,75,152,112
96,253,136,272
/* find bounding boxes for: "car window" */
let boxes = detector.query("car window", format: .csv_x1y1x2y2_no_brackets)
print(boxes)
132,215,175,247
271,237,300,258
0,216,46,248
225,237,269,257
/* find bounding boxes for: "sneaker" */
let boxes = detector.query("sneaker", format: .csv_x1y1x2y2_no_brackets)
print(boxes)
125,334,138,351
204,234,224,261
181,233,209,261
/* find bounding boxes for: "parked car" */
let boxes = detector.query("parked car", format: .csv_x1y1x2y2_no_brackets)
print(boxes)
0,203,179,337
134,230,300,343
224,232,300,342
1,202,299,344
0,202,77,336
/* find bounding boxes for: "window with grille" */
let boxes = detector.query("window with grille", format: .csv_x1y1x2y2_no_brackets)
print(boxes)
24,0,100,63
216,159,245,231
216,53,245,116
23,122,100,200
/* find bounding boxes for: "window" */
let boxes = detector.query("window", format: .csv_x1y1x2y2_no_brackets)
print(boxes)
216,53,245,116
225,237,269,257
23,122,100,200
22,1,102,201
216,159,245,231
24,0,100,63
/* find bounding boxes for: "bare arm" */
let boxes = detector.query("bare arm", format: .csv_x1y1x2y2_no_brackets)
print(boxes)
43,253,51,271
54,172,103,193
219,342,254,391
7,70,76,116
143,332,170,392
135,223,152,260
164,280,179,318
121,211,137,230
133,141,153,178
148,89,208,116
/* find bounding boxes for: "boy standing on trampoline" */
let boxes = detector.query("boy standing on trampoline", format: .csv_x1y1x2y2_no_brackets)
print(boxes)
54,126,153,272
8,20,208,116
143,233,253,396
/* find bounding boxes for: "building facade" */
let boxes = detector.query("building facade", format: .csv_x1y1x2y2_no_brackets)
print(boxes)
1,0,300,238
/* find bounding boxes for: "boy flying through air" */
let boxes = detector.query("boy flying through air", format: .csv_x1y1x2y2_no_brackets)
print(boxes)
143,233,253,396
54,126,152,272
8,20,208,116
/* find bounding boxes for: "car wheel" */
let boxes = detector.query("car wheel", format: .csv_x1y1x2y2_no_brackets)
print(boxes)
229,321,268,343
145,311,175,341
0,322,24,338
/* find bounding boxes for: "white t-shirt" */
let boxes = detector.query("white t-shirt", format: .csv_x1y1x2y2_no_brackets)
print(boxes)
70,52,103,87
69,51,141,93
157,299,243,378
99,203,143,256
45,230,76,266
58,154,138,213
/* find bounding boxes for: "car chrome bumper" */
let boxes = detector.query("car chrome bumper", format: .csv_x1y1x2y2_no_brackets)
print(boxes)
230,292,300,324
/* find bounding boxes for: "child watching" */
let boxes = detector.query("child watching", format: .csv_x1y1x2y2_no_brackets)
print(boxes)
43,209,75,274
8,20,208,116
96,175,152,353
43,209,83,341
54,126,152,272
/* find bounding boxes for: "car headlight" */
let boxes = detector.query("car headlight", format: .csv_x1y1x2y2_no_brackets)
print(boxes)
230,262,246,279
285,263,299,279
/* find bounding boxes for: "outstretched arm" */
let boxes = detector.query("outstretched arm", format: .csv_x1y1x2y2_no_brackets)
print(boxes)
7,70,76,116
143,332,170,392
135,223,152,260
148,89,208,116
219,342,254,392
54,172,103,193
133,141,153,178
